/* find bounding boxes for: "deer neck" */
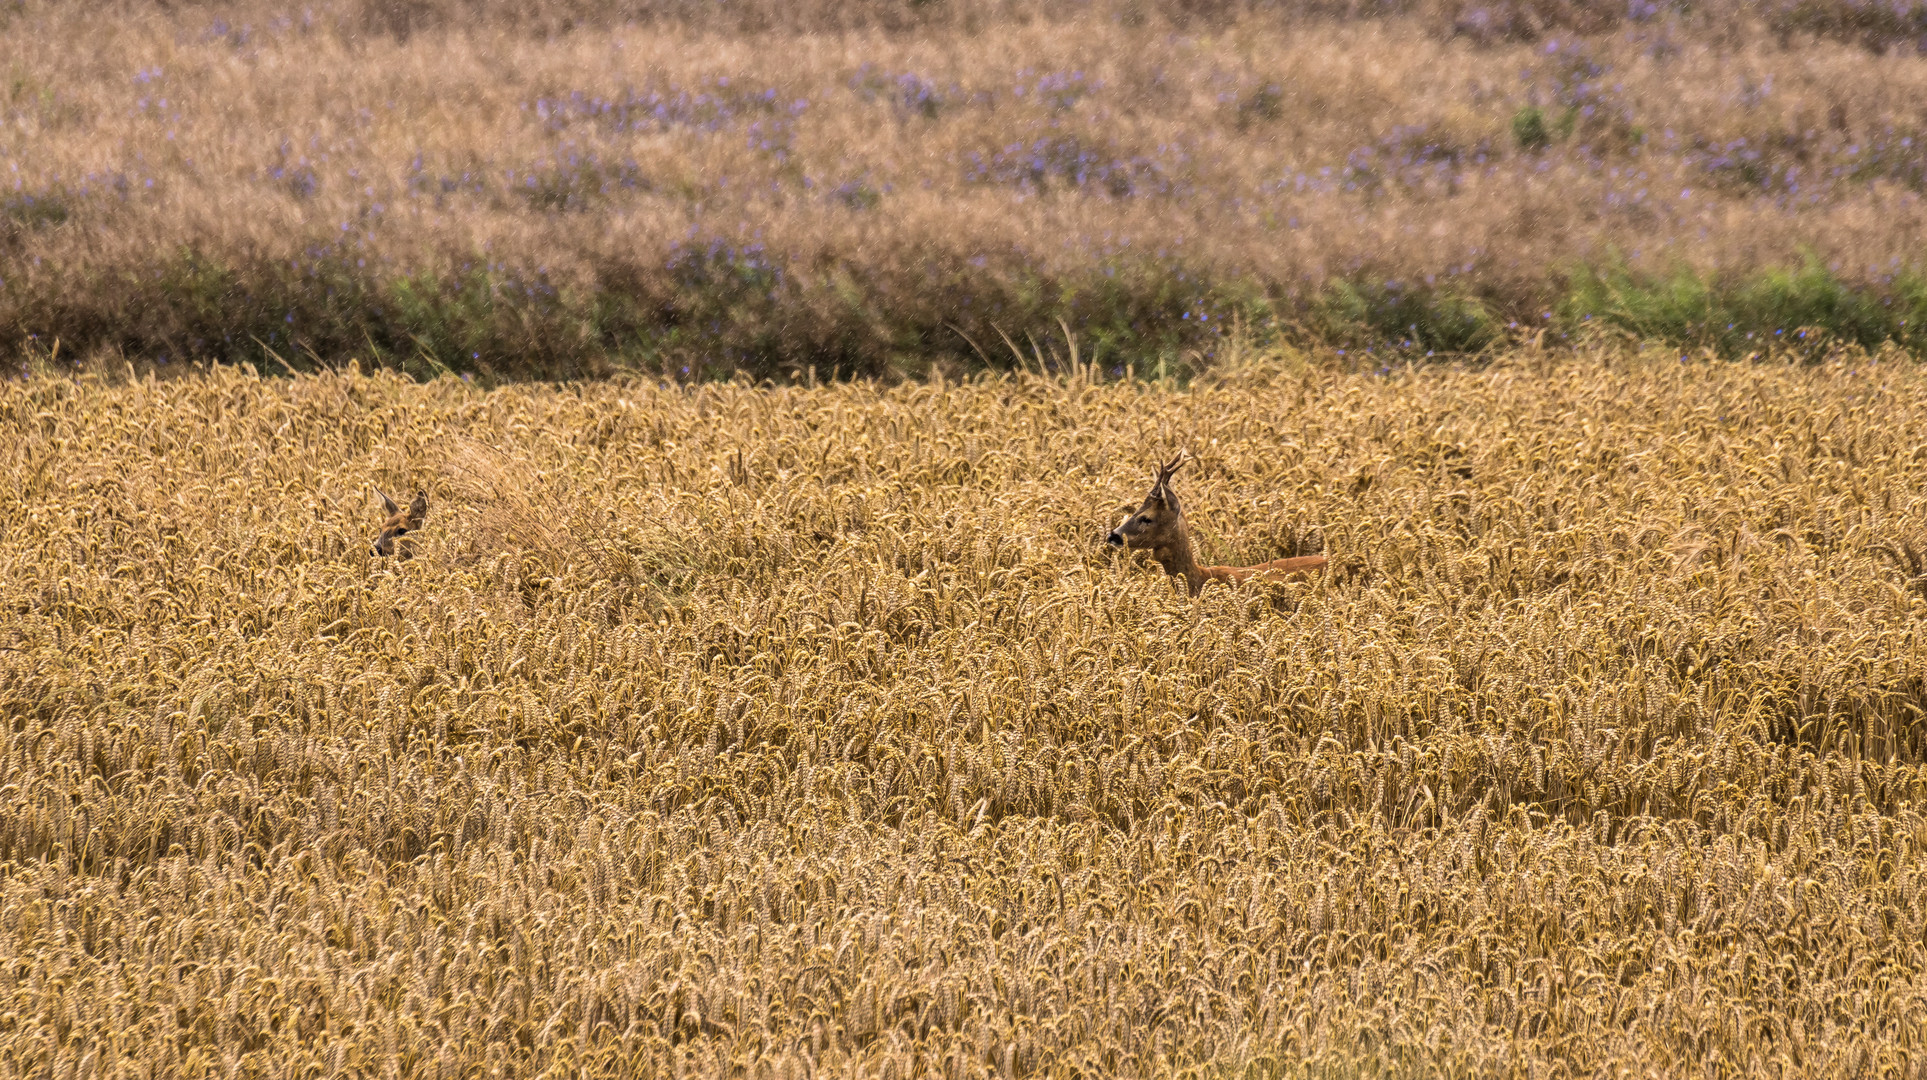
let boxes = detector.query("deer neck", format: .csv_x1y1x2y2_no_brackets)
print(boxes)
1151,518,1207,595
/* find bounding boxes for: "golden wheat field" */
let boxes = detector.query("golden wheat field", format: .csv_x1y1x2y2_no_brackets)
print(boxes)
2,349,1926,1078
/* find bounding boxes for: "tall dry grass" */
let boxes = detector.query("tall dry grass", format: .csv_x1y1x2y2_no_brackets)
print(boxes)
1,349,1925,1075
4,1,1927,376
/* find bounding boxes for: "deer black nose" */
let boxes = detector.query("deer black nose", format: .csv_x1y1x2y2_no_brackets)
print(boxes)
1105,531,1124,547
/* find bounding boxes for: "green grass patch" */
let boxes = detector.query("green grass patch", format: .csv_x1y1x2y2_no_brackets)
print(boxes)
1560,255,1927,355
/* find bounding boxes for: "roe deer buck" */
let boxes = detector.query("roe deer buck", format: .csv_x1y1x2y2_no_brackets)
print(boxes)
371,489,428,558
1106,453,1326,597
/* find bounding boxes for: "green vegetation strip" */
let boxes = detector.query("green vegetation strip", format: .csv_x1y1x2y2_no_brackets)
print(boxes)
13,242,1926,380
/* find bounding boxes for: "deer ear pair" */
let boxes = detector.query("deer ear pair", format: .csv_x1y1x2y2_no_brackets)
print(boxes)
372,488,431,558
378,489,429,519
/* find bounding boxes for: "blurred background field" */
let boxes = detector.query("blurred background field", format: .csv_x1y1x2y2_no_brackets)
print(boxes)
0,350,1924,1075
6,0,1927,379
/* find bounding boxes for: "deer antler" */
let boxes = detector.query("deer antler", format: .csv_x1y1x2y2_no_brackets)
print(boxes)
1155,451,1188,489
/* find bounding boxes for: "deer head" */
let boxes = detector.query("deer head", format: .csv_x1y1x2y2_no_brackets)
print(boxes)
372,489,429,558
1106,453,1189,553
1107,451,1327,597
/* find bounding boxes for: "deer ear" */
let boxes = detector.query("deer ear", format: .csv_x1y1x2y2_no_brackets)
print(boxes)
377,488,400,516
409,491,429,521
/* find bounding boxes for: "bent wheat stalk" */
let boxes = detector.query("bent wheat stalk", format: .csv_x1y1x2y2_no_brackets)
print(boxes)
1106,452,1325,597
